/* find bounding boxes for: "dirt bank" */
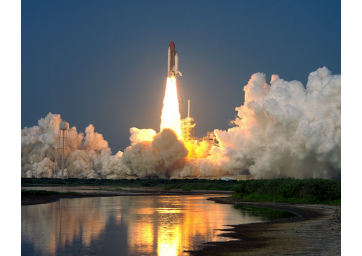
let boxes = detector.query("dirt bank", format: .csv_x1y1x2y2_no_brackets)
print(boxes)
188,197,341,256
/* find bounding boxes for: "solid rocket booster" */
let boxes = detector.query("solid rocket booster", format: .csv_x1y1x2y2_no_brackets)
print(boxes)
168,41,183,77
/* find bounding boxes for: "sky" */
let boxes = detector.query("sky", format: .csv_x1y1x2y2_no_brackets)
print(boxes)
21,0,341,153
5,1,362,252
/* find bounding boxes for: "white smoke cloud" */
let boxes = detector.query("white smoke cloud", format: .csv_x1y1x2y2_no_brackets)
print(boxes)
129,127,156,145
193,67,341,179
21,113,122,179
21,67,341,179
32,158,54,178
122,128,188,178
82,125,109,151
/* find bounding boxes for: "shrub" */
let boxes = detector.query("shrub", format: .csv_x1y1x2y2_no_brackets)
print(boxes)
232,178,340,204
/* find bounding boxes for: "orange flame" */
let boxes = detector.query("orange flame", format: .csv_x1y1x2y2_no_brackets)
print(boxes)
160,77,181,138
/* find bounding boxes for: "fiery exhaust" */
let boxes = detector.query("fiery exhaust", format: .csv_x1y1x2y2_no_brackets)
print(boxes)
21,68,341,180
160,77,181,138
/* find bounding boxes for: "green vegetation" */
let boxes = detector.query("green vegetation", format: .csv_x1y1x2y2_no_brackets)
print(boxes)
21,177,239,191
21,177,341,206
161,181,238,191
21,190,81,196
232,178,341,206
234,205,298,221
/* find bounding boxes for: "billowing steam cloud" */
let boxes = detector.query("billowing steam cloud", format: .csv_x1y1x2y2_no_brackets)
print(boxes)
190,67,341,179
21,67,341,179
21,114,122,179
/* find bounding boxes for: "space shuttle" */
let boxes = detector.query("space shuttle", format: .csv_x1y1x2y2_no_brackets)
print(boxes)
168,41,183,78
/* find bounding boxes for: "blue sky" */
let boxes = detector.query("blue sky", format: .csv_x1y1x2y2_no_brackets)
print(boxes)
21,0,341,152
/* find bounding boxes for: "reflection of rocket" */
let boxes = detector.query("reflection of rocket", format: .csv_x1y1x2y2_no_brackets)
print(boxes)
168,41,183,77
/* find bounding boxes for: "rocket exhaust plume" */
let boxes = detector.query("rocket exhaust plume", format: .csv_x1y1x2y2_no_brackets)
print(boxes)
21,58,340,180
160,77,182,138
161,41,183,138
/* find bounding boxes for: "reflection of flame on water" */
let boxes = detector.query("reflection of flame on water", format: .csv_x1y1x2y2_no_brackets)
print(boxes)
22,196,262,255
157,207,181,256
128,216,154,255
158,224,181,256
156,208,182,214
160,77,181,138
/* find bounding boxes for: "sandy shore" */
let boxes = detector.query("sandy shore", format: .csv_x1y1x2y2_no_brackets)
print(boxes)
188,197,341,256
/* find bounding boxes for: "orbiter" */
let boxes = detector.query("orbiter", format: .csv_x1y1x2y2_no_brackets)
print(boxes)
168,41,183,78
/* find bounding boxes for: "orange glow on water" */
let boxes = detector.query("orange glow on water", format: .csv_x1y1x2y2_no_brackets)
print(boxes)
22,195,262,256
160,77,181,138
157,214,181,256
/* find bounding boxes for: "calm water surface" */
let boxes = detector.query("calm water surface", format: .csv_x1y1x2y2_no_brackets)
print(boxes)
22,194,270,256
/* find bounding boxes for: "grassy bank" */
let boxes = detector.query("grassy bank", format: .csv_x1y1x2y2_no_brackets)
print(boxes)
21,177,239,191
232,178,341,206
233,205,298,220
21,178,341,205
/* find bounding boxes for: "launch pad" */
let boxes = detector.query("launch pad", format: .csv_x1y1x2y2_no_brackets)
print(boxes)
180,99,218,146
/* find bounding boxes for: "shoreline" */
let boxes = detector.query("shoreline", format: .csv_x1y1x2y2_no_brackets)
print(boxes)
21,189,233,206
21,190,341,255
188,197,341,255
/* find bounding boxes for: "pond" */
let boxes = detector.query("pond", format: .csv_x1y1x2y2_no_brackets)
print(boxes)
22,194,296,256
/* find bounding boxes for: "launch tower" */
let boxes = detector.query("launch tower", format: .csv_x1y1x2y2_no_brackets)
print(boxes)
181,100,196,142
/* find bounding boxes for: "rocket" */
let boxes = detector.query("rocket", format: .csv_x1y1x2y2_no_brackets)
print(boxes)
168,41,183,78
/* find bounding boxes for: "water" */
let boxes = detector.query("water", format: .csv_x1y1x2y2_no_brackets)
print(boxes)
22,194,294,256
